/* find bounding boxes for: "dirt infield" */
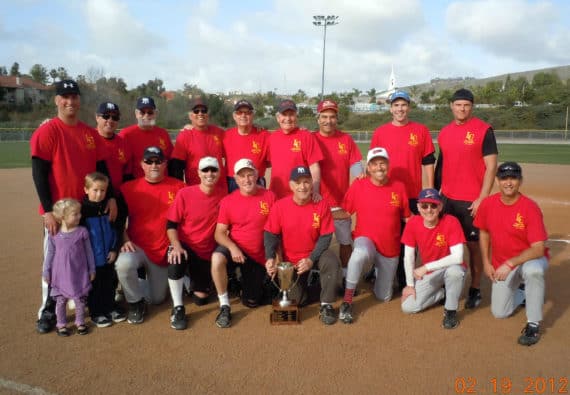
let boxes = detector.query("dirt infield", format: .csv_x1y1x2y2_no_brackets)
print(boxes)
0,165,568,395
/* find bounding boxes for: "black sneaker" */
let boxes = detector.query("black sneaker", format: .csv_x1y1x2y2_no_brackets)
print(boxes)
339,301,354,324
442,309,459,329
465,287,482,309
36,309,56,334
127,299,146,324
319,304,337,325
518,322,540,346
110,307,127,323
170,305,188,330
93,315,112,328
215,305,232,328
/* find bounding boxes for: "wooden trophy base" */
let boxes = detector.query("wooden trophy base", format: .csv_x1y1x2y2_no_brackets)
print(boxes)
270,300,300,325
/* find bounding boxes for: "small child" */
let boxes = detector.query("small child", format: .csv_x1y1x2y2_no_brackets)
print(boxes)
81,172,124,327
42,198,96,336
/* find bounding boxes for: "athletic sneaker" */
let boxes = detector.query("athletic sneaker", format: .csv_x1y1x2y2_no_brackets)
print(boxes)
215,305,232,328
518,322,540,346
442,309,459,329
464,287,482,309
93,315,112,328
110,307,127,323
319,304,337,325
339,301,354,324
127,299,146,325
170,305,188,330
36,308,56,334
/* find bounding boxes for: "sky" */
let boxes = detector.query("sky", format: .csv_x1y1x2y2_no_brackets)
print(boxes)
1,0,569,96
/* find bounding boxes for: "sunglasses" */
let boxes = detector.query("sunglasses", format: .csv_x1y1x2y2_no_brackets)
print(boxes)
419,203,439,210
192,108,208,114
99,113,120,121
143,159,164,165
235,110,253,116
138,110,155,116
200,167,218,173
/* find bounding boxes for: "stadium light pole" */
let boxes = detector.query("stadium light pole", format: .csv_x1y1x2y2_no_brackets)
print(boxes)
313,15,339,101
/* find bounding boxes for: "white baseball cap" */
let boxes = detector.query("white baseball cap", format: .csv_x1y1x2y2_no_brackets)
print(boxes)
198,156,220,170
366,147,389,163
234,158,256,174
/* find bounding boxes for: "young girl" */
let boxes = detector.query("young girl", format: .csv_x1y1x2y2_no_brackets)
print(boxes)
42,198,96,336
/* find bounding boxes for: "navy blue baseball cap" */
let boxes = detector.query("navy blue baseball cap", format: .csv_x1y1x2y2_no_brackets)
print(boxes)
418,188,442,204
97,101,120,115
290,166,311,181
277,99,297,114
234,99,253,111
137,97,156,110
390,90,410,103
497,162,522,179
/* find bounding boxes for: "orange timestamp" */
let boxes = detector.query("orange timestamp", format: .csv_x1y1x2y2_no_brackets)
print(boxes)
454,376,568,394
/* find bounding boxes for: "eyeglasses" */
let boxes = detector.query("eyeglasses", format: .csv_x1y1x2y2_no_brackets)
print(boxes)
143,159,164,165
99,114,120,121
200,167,218,173
192,108,208,114
419,203,438,210
235,110,253,116
138,110,155,116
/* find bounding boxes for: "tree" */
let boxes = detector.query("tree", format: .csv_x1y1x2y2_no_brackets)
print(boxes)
135,78,166,98
29,64,49,84
56,67,69,80
0,66,7,76
49,69,58,83
367,88,377,103
292,89,308,103
9,62,20,76
86,67,105,84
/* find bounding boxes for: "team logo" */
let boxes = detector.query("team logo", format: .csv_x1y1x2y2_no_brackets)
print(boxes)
251,141,261,155
213,135,221,145
63,82,74,89
513,213,526,230
117,148,126,163
408,133,418,147
312,213,321,229
435,233,447,247
390,192,400,207
464,131,475,145
259,201,269,216
291,139,301,152
140,97,150,105
168,191,176,205
85,134,96,149
337,142,348,155
159,138,166,150
106,103,116,110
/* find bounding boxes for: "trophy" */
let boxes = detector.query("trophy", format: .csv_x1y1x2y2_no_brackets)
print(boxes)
270,262,301,325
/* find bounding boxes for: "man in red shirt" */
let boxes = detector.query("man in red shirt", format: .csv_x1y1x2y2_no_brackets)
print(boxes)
474,162,548,346
336,148,411,324
115,147,184,325
166,156,226,330
436,88,498,309
223,100,270,193
265,166,340,325
120,97,173,179
314,99,363,269
210,159,276,328
268,100,323,200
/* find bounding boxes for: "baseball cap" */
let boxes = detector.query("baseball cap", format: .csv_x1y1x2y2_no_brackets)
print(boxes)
277,99,297,114
97,101,120,115
290,166,311,181
418,188,442,204
366,147,389,163
390,90,411,104
234,158,256,174
317,99,338,113
190,97,208,110
143,146,165,161
198,156,220,171
451,88,474,103
234,99,253,112
55,79,80,96
137,97,156,110
496,162,522,179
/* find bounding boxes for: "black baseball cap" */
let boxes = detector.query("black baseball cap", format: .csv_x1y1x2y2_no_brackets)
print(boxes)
290,166,311,181
234,99,253,112
497,162,522,179
189,97,208,110
97,101,120,115
277,99,297,114
55,79,80,96
451,88,474,103
143,146,165,161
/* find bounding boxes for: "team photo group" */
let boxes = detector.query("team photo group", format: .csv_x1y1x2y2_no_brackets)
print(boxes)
32,79,548,346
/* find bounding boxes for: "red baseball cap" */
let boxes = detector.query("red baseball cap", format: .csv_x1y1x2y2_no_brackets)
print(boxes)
317,99,338,113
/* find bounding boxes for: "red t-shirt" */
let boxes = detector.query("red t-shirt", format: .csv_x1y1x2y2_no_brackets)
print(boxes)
474,193,548,269
223,126,270,177
342,178,410,258
30,117,106,214
120,124,173,179
314,130,362,207
268,128,324,199
438,117,492,201
121,177,184,266
370,121,434,200
167,185,227,260
401,214,466,272
264,196,334,264
99,134,132,192
218,187,276,265
171,125,227,189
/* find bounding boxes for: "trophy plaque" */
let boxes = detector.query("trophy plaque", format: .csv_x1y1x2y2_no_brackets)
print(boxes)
270,262,300,325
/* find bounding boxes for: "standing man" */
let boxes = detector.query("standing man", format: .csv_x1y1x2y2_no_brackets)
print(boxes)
436,88,498,309
264,166,340,325
169,97,227,190
166,157,226,330
210,159,276,328
370,90,435,290
268,99,323,200
314,99,364,269
115,147,184,325
474,162,549,346
223,100,270,192
120,96,173,179
31,79,114,333
336,148,411,324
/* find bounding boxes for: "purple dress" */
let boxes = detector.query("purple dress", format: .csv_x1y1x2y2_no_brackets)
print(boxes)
42,227,96,299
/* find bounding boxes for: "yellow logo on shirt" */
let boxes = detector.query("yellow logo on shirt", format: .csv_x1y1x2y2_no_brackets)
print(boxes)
117,148,126,163
213,135,221,146
312,213,321,229
435,233,447,247
251,141,262,155
390,192,400,207
464,131,475,145
259,201,269,216
408,133,418,147
338,142,348,155
85,134,96,150
168,191,176,205
159,138,167,150
291,139,301,152
513,213,526,230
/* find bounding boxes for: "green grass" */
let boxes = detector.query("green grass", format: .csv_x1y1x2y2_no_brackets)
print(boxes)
0,142,31,168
